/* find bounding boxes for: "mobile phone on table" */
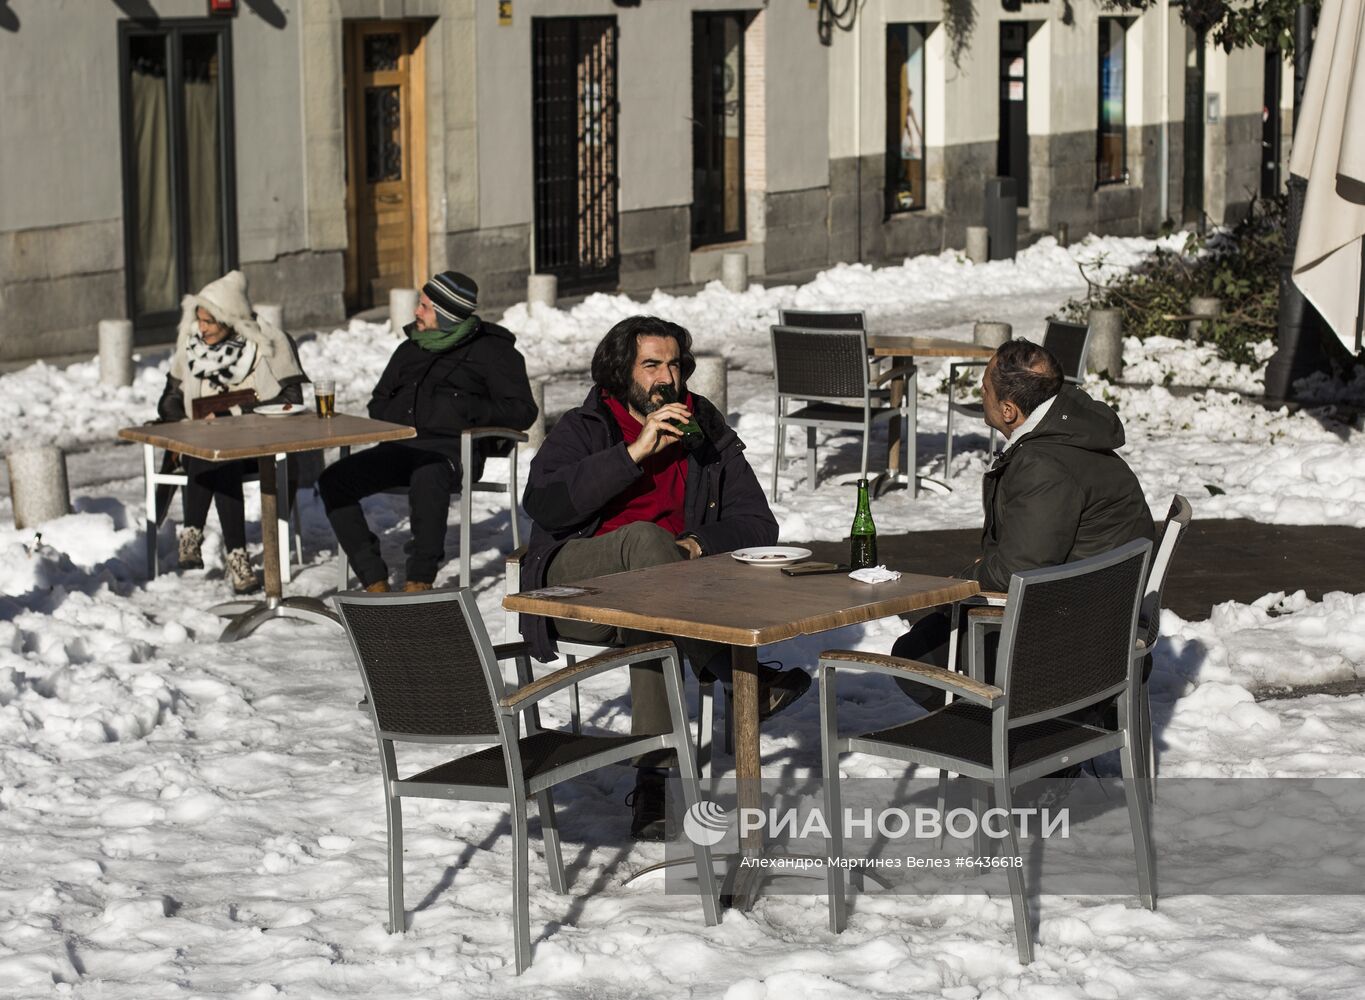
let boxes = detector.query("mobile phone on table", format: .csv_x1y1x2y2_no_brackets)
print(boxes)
782,562,850,577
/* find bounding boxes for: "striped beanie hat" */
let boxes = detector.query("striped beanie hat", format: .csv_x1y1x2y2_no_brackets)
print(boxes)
422,271,479,330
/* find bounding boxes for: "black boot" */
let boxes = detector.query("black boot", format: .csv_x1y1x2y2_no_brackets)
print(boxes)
625,767,670,842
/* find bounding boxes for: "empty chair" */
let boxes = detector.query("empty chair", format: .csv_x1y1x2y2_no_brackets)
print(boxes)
332,587,720,974
818,539,1154,963
770,325,912,499
944,318,1094,475
777,309,867,331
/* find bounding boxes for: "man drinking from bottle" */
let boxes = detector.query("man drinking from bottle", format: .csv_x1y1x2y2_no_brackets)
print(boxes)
520,315,811,840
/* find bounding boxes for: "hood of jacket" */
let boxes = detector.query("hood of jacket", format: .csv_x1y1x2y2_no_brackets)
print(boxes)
172,270,301,386
1001,383,1125,460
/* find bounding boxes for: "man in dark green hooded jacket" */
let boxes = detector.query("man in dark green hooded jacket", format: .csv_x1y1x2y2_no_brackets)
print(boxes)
894,338,1154,705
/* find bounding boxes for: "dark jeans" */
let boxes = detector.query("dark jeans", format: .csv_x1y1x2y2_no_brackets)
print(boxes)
546,521,727,767
892,610,999,711
318,442,460,586
183,457,252,551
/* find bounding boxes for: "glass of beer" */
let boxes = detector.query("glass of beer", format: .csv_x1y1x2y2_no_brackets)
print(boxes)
313,379,336,418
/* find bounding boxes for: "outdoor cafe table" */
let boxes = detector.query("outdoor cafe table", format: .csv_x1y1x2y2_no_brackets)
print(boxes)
119,412,415,641
503,553,979,907
864,334,996,497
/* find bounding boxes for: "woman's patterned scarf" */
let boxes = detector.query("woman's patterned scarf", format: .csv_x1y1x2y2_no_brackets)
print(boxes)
186,332,257,392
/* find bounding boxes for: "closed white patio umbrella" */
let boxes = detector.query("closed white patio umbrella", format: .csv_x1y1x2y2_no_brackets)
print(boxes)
1291,0,1365,352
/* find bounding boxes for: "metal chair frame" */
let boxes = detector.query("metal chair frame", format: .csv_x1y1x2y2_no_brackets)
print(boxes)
818,540,1155,963
769,325,914,500
503,548,727,778
142,445,303,582
943,318,1095,476
337,427,526,590
777,309,868,331
332,587,721,974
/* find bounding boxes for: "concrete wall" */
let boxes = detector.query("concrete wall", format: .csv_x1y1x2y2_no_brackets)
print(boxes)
1,0,340,362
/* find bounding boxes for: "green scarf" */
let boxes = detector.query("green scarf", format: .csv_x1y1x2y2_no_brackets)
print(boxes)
410,314,478,352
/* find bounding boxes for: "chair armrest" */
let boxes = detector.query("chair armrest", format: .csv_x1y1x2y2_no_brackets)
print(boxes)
499,640,678,711
461,427,530,444
819,650,1003,707
871,363,917,387
492,640,532,661
948,359,990,374
967,605,1004,620
1132,639,1150,662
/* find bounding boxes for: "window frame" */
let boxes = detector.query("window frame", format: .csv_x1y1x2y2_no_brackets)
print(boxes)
885,22,929,217
1096,16,1129,187
690,10,747,248
117,18,238,336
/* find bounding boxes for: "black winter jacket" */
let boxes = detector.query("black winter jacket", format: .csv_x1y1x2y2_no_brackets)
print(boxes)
974,383,1154,592
367,320,537,476
519,387,779,660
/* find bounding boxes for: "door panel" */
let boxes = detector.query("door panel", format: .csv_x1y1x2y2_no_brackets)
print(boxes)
345,22,423,310
998,23,1029,209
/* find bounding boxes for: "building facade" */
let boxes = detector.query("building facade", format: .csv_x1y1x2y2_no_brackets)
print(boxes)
0,0,1288,364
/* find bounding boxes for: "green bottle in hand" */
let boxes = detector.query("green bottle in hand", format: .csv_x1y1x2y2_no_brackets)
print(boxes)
657,383,704,451
850,479,878,569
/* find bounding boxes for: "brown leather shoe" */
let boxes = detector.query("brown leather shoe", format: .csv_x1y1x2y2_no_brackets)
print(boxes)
364,581,390,593
403,581,433,592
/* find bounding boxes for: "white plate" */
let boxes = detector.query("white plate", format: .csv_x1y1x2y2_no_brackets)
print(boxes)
255,403,307,417
731,546,813,567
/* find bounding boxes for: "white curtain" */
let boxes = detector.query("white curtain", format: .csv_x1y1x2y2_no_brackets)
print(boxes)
132,67,175,314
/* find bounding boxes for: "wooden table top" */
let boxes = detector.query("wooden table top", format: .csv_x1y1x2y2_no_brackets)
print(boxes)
503,554,979,647
119,413,416,461
865,334,996,359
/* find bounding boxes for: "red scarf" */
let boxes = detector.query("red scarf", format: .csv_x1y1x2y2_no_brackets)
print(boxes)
596,392,690,537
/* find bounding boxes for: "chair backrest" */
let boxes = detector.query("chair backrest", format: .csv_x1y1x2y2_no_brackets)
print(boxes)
995,539,1151,723
1041,319,1094,382
333,589,506,743
1140,494,1192,648
770,325,872,402
777,309,867,331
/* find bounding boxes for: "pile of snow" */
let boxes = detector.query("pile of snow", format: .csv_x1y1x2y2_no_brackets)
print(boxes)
2,233,1364,995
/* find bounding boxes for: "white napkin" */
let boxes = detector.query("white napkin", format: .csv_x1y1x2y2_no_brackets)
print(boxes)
848,565,901,584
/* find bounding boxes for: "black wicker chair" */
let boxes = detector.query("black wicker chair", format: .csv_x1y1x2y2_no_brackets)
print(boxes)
943,318,1094,475
817,539,1154,963
769,325,913,499
958,495,1192,800
777,309,867,331
332,588,720,974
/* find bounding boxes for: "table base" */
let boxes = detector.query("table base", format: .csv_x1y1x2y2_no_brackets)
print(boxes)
209,595,340,642
871,471,953,498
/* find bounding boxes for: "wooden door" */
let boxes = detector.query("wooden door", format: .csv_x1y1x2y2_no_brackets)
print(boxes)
344,21,427,310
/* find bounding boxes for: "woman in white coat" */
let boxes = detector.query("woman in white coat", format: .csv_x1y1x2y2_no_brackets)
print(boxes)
155,271,308,594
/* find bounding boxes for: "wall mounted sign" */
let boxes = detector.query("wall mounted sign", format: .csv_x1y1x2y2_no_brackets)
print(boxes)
497,1,513,26
208,0,236,14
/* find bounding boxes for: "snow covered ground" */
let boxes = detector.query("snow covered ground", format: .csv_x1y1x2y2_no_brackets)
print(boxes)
1,236,1363,997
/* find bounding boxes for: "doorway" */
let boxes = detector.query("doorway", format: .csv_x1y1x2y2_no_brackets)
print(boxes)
343,21,428,311
1261,47,1282,198
532,17,620,292
118,20,237,340
1183,29,1206,226
997,22,1030,208
692,12,747,245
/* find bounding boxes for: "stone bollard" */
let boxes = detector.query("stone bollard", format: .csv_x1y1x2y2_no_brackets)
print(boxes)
689,355,729,419
1055,222,1070,248
255,303,284,331
720,251,749,293
1188,297,1222,343
6,446,71,530
965,226,989,265
1088,307,1124,380
523,381,547,450
390,288,419,335
972,321,1012,350
527,274,558,310
98,319,134,387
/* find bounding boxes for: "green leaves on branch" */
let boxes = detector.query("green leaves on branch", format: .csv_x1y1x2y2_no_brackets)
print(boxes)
1099,0,1319,55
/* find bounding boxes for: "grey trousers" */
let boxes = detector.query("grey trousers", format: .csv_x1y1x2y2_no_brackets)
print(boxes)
546,521,728,765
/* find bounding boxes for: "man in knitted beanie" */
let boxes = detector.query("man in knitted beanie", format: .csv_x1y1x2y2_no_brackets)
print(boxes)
318,270,537,591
